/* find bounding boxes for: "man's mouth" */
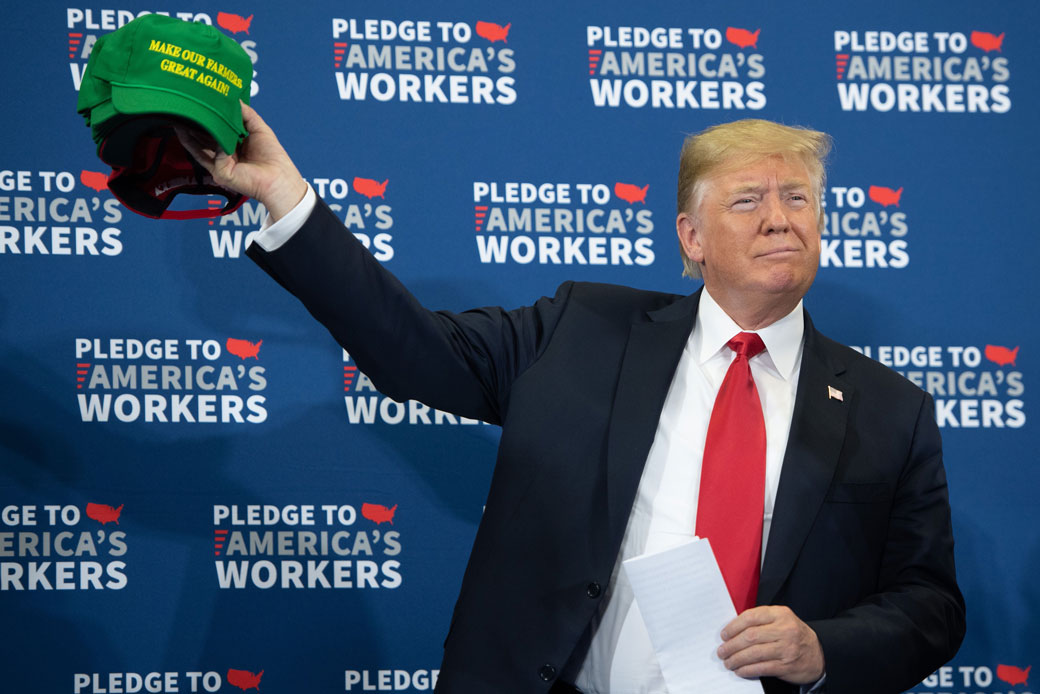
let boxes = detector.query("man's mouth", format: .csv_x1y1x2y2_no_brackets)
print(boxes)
758,247,798,258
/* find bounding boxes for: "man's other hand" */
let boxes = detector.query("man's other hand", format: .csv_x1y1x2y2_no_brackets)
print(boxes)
176,102,308,222
718,605,825,685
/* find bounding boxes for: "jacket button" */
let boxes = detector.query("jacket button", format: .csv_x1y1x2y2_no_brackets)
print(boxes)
539,664,557,682
586,582,602,598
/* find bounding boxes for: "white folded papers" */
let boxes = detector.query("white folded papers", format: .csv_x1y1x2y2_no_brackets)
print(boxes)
623,538,763,694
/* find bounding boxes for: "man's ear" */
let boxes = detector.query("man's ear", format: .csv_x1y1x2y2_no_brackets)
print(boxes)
676,211,704,264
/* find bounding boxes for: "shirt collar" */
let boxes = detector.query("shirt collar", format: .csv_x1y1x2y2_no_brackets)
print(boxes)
695,288,805,381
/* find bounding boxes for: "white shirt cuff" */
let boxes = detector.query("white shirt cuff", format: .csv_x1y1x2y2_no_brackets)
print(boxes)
249,184,317,252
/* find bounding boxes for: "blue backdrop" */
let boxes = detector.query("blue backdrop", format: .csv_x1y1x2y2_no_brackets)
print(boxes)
1,1,1035,692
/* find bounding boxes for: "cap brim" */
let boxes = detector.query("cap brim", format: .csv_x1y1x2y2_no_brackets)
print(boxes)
88,99,120,131
110,84,245,155
77,74,113,115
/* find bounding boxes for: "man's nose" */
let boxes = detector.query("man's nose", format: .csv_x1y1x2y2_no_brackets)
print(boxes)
760,194,790,233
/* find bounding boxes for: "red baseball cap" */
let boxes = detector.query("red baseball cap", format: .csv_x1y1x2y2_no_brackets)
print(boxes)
100,117,246,220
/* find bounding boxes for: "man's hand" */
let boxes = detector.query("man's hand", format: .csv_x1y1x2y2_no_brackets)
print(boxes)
176,102,308,222
717,605,825,685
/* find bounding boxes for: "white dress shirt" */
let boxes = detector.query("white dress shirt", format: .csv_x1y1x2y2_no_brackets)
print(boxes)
571,289,805,694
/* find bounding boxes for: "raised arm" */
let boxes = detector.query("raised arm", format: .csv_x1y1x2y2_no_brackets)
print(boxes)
179,103,570,424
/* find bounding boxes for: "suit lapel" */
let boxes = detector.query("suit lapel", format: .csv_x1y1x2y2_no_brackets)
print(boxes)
758,313,852,605
605,291,700,542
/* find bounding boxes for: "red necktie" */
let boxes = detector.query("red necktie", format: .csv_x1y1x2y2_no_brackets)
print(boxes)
696,332,767,613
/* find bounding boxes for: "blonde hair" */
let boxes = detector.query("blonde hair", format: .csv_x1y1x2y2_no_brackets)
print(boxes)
676,119,832,278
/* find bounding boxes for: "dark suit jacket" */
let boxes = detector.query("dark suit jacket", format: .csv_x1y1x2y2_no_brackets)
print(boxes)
247,198,965,694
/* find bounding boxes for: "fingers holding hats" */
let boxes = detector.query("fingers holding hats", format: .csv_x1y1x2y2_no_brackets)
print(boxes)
176,102,308,222
175,126,222,170
174,123,234,187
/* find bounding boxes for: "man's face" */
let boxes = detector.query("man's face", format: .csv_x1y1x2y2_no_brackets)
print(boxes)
676,155,820,315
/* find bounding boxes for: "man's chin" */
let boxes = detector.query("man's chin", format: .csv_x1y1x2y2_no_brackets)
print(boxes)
757,271,815,299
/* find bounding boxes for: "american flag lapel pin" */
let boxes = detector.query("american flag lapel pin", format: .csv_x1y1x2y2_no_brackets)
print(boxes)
828,385,844,402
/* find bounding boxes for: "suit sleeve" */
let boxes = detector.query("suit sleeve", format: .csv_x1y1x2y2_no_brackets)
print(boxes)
806,392,966,694
246,195,571,424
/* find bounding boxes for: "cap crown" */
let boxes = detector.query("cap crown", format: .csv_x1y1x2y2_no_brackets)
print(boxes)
78,14,251,153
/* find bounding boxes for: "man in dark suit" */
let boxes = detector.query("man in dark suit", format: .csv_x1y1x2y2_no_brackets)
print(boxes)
180,109,964,694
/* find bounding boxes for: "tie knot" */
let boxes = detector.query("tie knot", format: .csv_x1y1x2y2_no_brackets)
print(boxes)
727,332,765,359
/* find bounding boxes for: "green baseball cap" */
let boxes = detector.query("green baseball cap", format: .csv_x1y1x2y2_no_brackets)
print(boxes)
77,14,251,154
